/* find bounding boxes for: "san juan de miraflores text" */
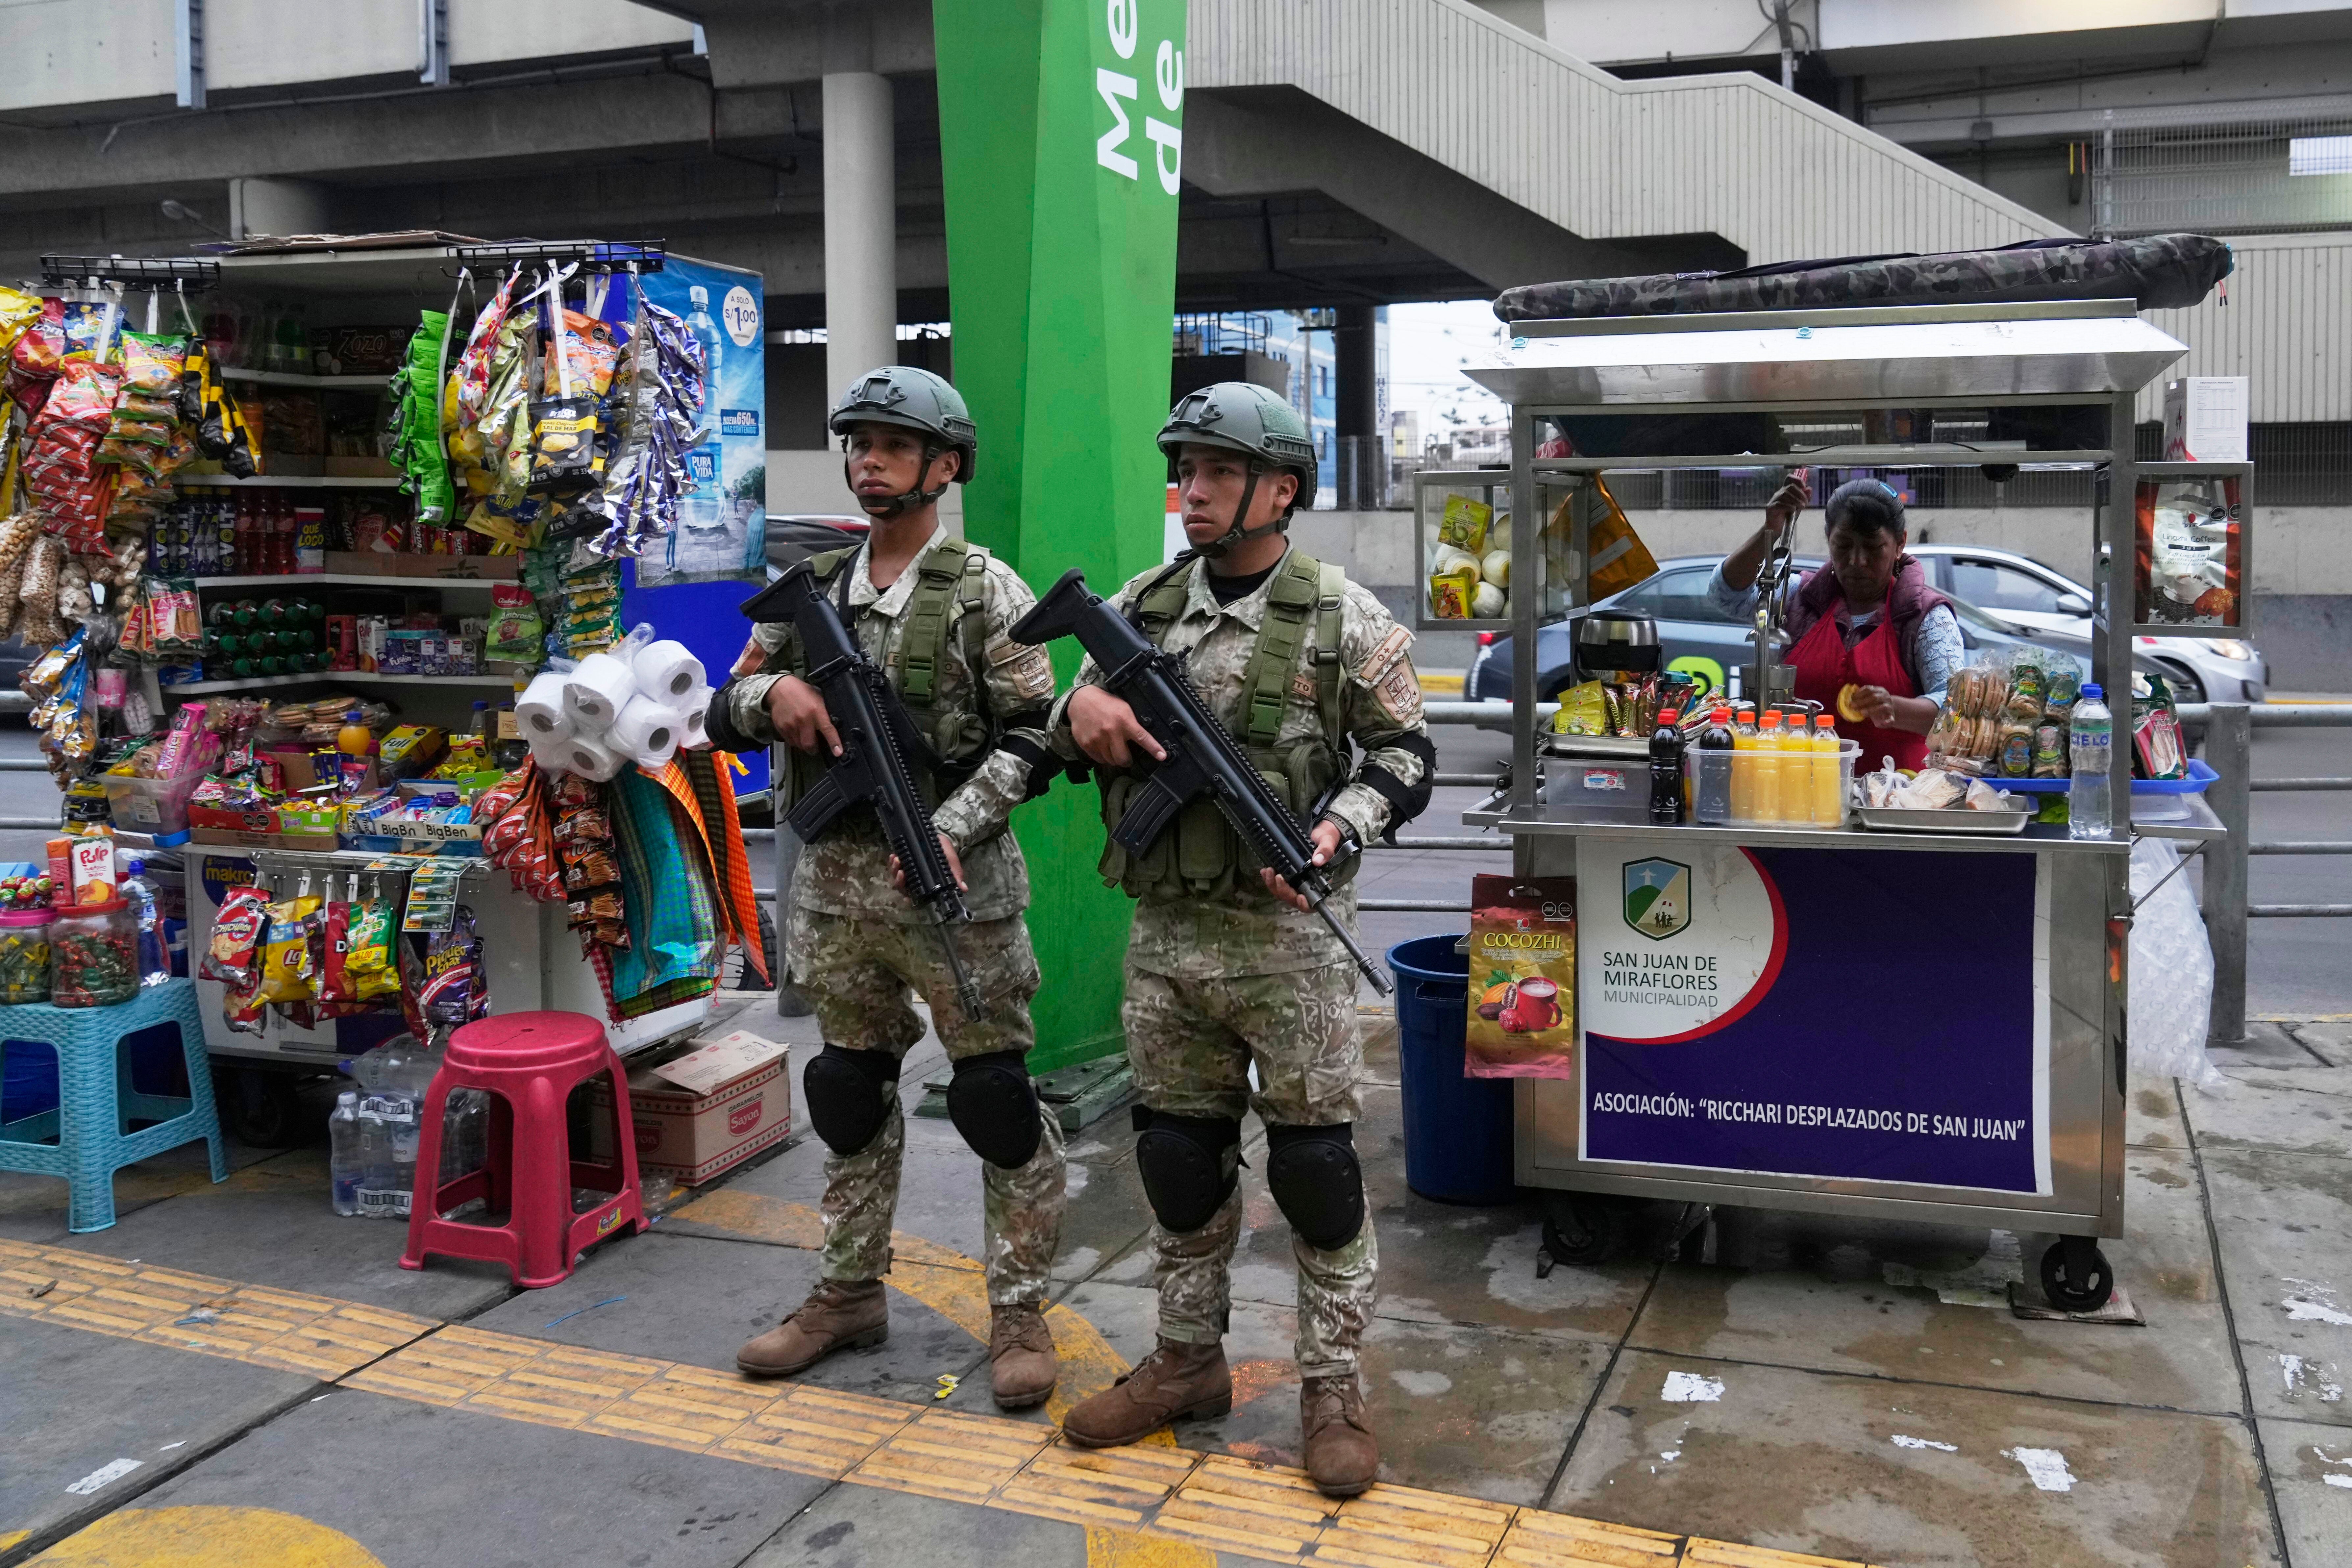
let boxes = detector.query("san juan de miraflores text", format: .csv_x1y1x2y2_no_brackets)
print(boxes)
1590,1091,2029,1143
1600,950,1720,1008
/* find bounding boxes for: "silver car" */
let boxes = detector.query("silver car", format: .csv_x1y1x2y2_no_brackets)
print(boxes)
1907,544,2265,704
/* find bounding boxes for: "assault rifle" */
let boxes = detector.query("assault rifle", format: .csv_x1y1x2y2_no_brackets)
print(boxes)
1011,568,1392,997
738,562,986,1020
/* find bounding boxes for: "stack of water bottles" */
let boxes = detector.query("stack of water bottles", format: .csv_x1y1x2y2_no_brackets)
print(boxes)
328,1033,490,1220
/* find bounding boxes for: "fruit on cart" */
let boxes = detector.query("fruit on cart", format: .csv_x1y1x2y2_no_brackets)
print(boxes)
1836,683,1867,723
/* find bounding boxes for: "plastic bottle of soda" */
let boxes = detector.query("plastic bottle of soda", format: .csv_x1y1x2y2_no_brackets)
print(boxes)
1694,705,1736,825
1648,709,1687,825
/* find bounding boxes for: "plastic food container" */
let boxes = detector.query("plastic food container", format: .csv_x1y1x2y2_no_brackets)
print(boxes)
1686,739,1858,828
0,908,53,1005
101,772,205,837
50,898,137,1009
1543,757,1650,822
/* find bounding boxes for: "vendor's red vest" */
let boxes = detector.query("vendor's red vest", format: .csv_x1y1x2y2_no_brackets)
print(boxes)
1787,558,1949,771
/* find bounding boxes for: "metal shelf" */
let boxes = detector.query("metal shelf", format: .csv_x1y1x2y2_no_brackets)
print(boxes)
161,671,517,695
182,474,403,488
215,367,392,389
188,573,505,590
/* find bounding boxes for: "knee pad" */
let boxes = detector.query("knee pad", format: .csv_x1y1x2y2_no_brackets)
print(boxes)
946,1049,1043,1169
1264,1123,1364,1250
1132,1105,1241,1234
803,1045,899,1156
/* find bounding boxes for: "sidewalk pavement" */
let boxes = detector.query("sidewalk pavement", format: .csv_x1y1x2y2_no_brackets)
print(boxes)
2,1008,2348,1568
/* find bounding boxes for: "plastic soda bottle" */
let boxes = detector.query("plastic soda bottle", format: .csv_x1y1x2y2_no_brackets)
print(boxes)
329,1092,362,1217
2068,683,2114,839
1811,713,1846,825
1694,706,1736,825
1753,710,1786,823
337,709,375,758
1648,709,1686,825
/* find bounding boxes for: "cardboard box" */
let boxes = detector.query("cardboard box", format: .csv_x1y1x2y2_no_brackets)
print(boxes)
2163,377,2249,462
588,1030,792,1185
186,801,341,852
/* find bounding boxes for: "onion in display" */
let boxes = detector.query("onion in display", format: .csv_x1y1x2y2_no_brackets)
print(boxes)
1480,549,1511,587
1472,582,1506,618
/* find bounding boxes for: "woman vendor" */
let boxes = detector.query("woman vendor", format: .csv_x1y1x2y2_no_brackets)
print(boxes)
1706,475,1962,770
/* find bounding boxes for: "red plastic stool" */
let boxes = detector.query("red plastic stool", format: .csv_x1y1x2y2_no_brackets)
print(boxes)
401,1010,643,1288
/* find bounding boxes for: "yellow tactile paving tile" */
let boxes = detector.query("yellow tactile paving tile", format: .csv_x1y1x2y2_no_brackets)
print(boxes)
1314,1483,1519,1568
0,1241,433,1379
11,1237,1878,1568
719,1383,921,1479
847,1405,1055,1503
1495,1509,1686,1567
995,1438,1203,1530
1147,1454,1338,1562
1683,1541,1885,1568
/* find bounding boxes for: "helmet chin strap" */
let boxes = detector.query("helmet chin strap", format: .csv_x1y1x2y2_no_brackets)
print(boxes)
846,442,953,519
1192,461,1290,560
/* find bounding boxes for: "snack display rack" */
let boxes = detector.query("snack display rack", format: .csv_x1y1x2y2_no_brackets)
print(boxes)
1459,298,2232,1309
5,236,768,1120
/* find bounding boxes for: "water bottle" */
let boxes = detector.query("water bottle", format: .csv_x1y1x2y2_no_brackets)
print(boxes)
329,1092,362,1217
2068,683,2114,839
680,285,725,533
352,1035,420,1219
120,859,170,986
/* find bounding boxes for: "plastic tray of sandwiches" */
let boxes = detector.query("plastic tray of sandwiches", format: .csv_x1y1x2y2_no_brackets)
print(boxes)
1855,761,2030,835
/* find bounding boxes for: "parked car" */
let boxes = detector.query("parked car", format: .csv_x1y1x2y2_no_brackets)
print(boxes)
766,513,869,571
1466,554,2159,711
1907,543,2264,704
0,635,32,716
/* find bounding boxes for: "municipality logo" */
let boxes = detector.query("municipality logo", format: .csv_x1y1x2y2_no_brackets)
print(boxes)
1623,857,1691,941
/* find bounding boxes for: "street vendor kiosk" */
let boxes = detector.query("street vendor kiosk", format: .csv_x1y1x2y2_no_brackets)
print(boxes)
1434,298,2233,1312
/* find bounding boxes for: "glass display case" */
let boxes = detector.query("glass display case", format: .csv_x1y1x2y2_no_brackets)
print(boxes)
2132,460,2252,637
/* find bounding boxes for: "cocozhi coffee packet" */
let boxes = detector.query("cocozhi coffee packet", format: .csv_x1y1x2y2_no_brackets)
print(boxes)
1464,874,1577,1080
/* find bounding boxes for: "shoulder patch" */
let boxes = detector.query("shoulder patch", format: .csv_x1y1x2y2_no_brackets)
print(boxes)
1373,659,1424,725
1355,624,1414,686
987,635,1057,701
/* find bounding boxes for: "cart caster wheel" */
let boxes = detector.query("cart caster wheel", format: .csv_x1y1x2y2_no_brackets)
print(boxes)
2039,1237,2115,1313
214,1065,306,1149
1541,1194,1626,1266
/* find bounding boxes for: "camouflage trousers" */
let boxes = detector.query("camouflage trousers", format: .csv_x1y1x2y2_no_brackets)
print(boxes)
789,904,1065,1308
1123,958,1376,1380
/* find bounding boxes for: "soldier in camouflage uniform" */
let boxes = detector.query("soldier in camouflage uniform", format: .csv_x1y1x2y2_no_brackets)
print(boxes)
716,367,1068,1409
1052,383,1435,1496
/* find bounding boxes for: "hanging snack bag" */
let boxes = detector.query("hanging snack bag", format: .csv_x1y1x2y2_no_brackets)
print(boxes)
345,889,401,1001
418,906,487,1026
2132,673,2190,781
257,893,324,1005
201,884,272,987
1438,493,1491,555
1463,873,1577,1080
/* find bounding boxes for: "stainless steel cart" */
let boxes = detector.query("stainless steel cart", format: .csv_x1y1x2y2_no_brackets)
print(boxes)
1438,299,2234,1311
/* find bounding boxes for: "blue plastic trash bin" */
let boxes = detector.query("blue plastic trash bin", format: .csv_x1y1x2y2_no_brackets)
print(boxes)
1387,935,1517,1205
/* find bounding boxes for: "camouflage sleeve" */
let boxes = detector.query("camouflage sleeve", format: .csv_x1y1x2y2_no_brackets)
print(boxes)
720,620,796,747
1321,584,1435,846
932,560,1061,850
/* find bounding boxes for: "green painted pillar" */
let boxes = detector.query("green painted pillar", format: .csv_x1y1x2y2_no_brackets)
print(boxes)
935,0,1186,1071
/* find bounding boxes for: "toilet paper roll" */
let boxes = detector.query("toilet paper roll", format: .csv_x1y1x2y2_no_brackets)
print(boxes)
562,652,638,729
559,731,626,782
673,684,713,747
631,639,706,702
609,694,678,757
516,671,574,742
628,733,679,773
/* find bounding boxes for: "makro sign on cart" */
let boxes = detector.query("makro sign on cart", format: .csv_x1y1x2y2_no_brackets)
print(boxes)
1576,838,2052,1195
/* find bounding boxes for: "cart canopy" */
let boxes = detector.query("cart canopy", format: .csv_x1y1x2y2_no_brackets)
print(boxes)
1494,235,2233,324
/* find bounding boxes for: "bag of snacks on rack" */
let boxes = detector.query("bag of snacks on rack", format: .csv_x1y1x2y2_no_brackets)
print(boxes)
418,907,488,1027
2132,672,2190,780
1463,874,1576,1080
256,893,324,1005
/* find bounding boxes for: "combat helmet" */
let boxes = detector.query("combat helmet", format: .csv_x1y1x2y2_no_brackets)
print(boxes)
830,365,977,515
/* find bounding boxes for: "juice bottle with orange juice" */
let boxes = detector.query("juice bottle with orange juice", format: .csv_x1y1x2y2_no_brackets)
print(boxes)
1753,710,1786,823
1810,711,1845,824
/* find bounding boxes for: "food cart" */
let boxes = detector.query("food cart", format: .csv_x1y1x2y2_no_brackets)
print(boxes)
1431,298,2234,1312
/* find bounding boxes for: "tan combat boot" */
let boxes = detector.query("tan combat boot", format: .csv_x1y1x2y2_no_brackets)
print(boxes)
989,1303,1060,1410
736,1279,888,1377
1300,1372,1380,1497
1061,1338,1232,1448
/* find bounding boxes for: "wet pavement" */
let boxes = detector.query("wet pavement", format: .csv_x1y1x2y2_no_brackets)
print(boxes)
3,1004,2349,1568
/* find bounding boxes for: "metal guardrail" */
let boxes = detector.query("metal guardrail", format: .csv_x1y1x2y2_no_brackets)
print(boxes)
2199,701,2352,1044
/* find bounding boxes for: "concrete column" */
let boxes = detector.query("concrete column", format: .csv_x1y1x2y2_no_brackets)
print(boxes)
823,70,898,395
1333,304,1378,507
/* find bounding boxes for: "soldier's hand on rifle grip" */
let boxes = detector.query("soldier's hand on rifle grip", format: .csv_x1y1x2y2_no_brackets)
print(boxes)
1068,685,1166,769
891,833,967,897
1262,819,1347,913
767,674,844,757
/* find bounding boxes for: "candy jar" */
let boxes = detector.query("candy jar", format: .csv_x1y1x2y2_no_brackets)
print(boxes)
51,898,138,1008
0,907,54,1004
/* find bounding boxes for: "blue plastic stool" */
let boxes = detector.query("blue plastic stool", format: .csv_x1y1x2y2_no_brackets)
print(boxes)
0,978,226,1232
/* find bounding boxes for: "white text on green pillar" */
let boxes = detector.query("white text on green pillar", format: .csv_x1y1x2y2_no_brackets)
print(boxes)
1096,1,1182,193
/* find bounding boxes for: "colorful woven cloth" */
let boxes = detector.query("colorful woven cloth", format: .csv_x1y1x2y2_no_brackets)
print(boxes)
607,764,721,1007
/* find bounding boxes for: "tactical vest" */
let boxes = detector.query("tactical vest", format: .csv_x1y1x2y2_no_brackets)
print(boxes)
1099,550,1356,901
775,537,997,811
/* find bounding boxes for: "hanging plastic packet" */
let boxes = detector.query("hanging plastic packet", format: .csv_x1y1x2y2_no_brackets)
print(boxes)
418,906,487,1027
201,884,272,988
346,884,402,1001
222,972,269,1035
258,890,324,1005
529,289,602,495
